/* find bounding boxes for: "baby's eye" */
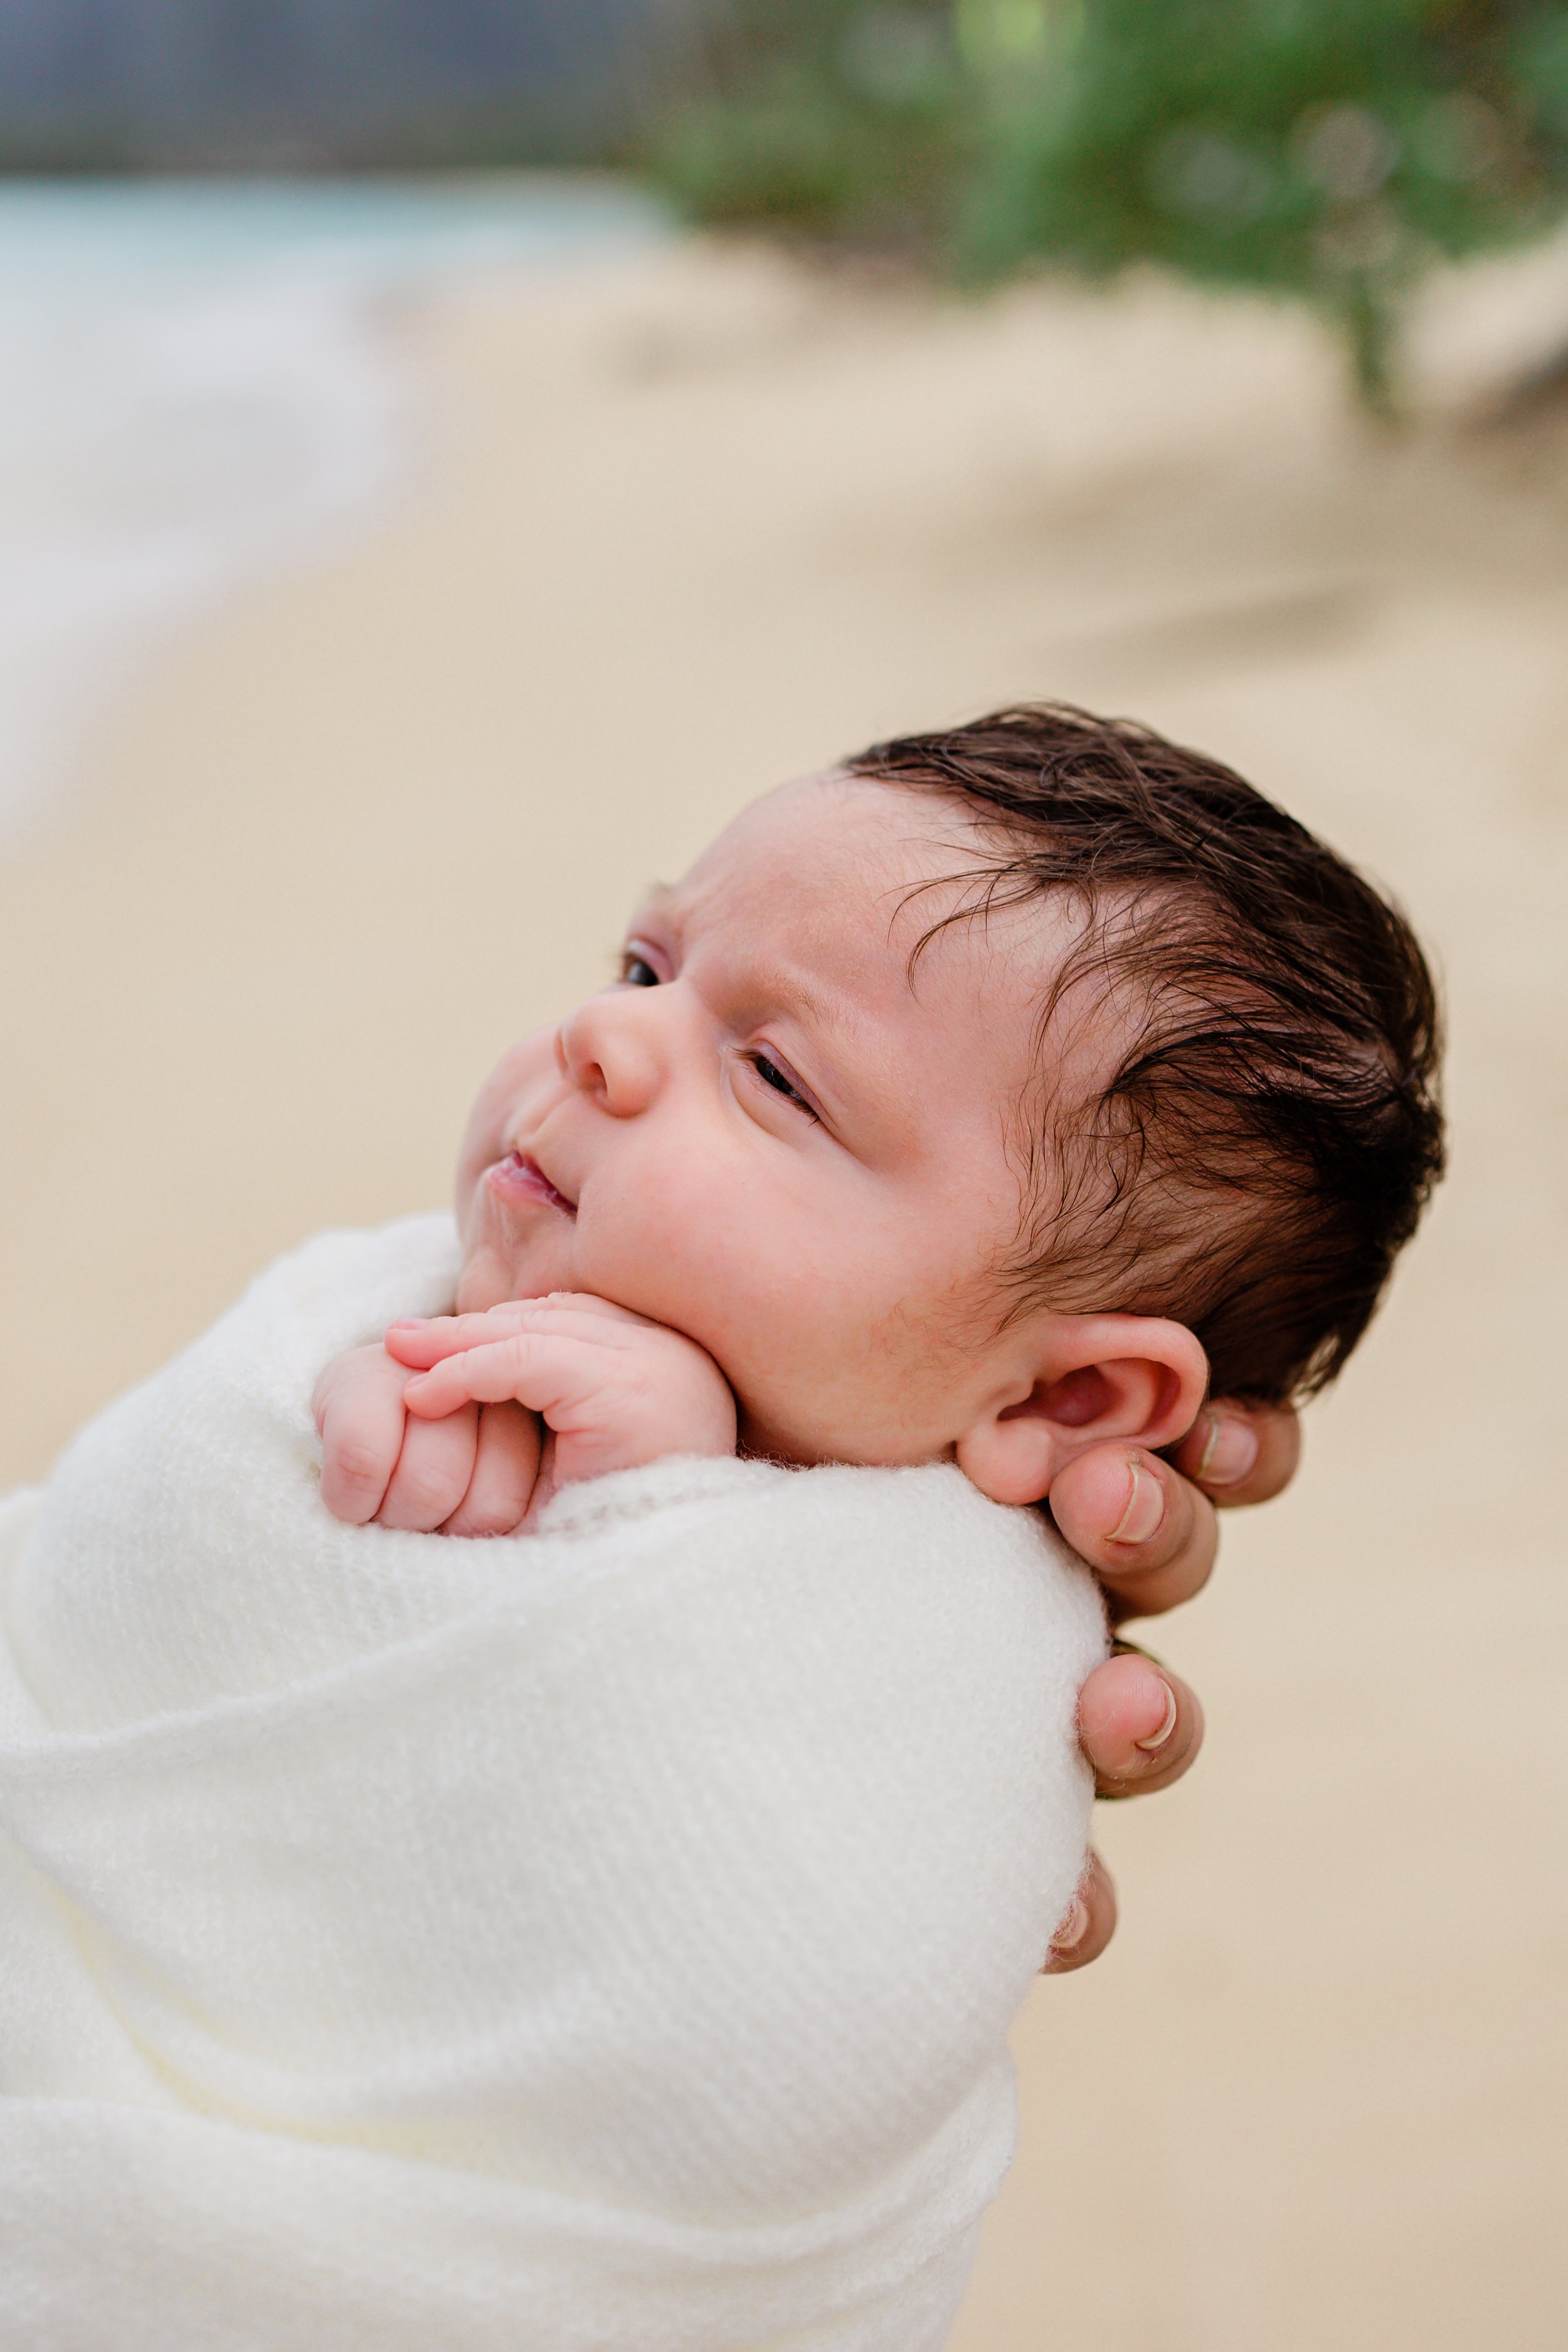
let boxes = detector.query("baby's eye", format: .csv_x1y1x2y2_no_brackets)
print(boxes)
620,953,660,988
747,1050,818,1120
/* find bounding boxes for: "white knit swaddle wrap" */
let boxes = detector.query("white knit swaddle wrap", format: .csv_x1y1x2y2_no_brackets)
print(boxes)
0,1217,1104,2351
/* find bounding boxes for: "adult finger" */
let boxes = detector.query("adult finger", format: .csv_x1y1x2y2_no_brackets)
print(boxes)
1049,1444,1219,1624
443,1402,543,1539
378,1402,481,1533
1077,1648,1204,1799
1169,1398,1301,1508
1041,1850,1117,1974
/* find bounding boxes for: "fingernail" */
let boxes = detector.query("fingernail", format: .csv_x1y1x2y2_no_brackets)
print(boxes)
1109,1456,1164,1546
1133,1680,1179,1754
1051,1898,1089,1951
1197,1411,1258,1488
386,1318,426,1332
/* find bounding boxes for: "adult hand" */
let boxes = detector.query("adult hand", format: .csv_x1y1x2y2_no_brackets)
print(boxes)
1041,1399,1302,1973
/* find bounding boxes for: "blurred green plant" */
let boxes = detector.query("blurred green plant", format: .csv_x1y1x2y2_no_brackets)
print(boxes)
645,1,1568,411
646,0,961,241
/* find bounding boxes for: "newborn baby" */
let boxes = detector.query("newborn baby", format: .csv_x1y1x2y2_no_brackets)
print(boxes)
0,706,1443,2352
315,748,1220,1544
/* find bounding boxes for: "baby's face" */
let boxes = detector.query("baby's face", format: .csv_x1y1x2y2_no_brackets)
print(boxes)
454,774,1072,1466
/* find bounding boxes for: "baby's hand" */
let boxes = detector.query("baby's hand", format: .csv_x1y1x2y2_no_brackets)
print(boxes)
384,1294,738,1502
311,1343,542,1536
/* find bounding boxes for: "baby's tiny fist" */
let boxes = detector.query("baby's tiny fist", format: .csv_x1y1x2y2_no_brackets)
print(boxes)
314,1342,413,1527
442,1401,543,1538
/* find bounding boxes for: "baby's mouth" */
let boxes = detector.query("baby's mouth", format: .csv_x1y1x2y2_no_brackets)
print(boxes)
485,1150,577,1217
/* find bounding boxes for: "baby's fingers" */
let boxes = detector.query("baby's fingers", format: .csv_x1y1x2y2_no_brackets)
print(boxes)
378,1401,482,1534
317,1351,410,1525
443,1403,543,1539
386,1295,654,1370
403,1332,606,1423
385,1308,528,1370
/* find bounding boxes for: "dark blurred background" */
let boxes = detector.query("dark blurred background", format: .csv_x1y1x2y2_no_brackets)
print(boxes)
0,0,677,167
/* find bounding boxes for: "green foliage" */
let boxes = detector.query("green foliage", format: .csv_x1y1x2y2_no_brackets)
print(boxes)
650,1,960,235
646,1,1568,408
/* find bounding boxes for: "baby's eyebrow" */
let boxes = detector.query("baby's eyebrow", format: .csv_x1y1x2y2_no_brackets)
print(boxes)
628,881,678,929
628,890,848,1027
749,961,857,1040
631,886,868,1066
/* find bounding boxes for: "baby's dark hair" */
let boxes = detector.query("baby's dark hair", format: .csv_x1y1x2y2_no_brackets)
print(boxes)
847,705,1444,1404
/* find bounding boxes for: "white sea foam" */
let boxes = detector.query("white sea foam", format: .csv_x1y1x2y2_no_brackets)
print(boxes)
0,176,664,835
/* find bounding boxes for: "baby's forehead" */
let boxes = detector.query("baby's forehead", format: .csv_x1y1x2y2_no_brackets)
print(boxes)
665,773,1100,1067
674,773,983,941
681,771,891,881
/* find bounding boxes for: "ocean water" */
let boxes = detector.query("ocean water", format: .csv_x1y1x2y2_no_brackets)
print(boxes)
0,176,665,834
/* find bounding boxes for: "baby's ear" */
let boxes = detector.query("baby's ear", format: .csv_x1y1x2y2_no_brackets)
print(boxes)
955,1315,1209,1509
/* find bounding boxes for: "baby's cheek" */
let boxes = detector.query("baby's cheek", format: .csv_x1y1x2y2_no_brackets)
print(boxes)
778,1310,977,1466
452,1030,556,1207
721,1315,896,1465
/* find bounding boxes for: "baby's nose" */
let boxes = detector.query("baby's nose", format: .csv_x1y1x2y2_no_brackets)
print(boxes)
557,992,662,1116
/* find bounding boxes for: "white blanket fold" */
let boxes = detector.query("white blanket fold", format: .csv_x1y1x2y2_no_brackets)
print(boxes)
0,1216,1104,2350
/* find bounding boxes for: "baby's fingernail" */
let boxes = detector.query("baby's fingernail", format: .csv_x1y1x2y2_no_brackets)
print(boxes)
1133,1679,1180,1755
1109,1456,1164,1546
387,1318,425,1332
1051,1898,1089,1951
1197,1411,1259,1488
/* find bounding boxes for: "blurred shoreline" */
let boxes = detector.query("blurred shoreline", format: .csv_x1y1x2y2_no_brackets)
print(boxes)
0,173,664,834
1,229,1564,2348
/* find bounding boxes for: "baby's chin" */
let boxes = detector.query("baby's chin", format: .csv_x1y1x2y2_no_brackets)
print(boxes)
453,1237,568,1313
453,1180,571,1310
454,1245,517,1313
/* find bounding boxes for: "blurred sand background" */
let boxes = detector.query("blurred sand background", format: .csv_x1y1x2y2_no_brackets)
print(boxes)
1,233,1564,2347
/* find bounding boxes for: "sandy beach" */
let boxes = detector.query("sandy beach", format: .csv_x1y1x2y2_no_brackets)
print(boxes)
1,230,1564,2348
